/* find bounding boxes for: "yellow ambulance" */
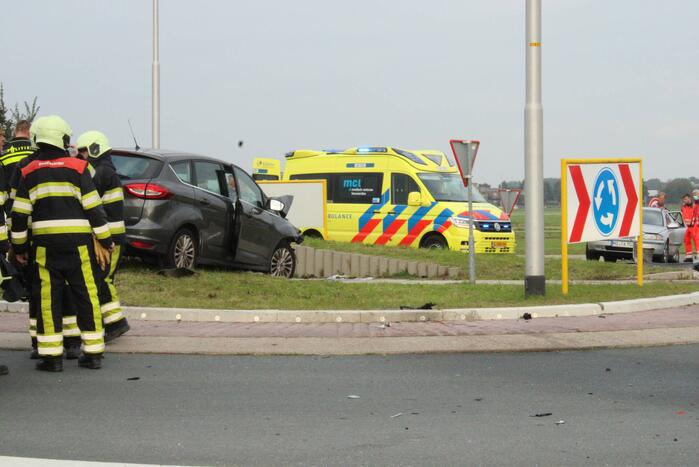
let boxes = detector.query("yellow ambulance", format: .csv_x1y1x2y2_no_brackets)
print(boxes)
282,147,515,253
252,158,281,181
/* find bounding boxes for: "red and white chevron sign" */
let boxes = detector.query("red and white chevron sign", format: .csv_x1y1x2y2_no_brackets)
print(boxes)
565,161,641,244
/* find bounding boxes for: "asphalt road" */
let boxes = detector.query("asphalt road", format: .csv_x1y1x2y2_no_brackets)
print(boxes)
0,347,698,466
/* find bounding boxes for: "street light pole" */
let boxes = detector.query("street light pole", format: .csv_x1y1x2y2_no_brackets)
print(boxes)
524,0,545,296
152,0,160,148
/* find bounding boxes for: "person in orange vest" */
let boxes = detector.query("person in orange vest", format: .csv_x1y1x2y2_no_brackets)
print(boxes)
681,193,698,262
648,192,666,208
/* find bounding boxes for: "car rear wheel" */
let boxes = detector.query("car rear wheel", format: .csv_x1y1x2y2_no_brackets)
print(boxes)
668,244,680,263
166,228,197,269
270,243,296,278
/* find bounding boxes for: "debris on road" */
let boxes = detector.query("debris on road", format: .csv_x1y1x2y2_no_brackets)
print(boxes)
347,395,360,399
127,377,140,381
555,420,565,425
522,312,532,320
530,412,552,417
391,412,403,418
605,368,612,372
400,302,435,310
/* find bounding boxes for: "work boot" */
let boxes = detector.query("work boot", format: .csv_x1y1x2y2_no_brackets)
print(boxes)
36,357,63,372
0,364,8,375
78,354,102,370
29,349,39,360
105,320,130,343
65,344,81,360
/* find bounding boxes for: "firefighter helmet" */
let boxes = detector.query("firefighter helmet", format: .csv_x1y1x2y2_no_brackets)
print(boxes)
30,115,72,149
76,131,111,158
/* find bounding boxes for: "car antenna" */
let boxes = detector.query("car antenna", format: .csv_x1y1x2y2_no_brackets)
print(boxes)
127,119,141,151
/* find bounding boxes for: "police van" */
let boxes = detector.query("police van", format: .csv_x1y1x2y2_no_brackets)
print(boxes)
281,147,515,253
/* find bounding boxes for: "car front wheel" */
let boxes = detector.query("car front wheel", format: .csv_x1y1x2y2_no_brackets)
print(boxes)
165,228,197,269
270,243,296,278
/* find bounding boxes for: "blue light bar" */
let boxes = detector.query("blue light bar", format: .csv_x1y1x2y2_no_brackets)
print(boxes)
357,147,387,153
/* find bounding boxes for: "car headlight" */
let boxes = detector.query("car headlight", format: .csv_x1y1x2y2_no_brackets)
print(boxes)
449,216,473,229
643,233,663,241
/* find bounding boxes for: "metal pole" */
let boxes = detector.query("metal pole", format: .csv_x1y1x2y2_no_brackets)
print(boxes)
152,0,160,148
468,164,475,284
524,0,545,296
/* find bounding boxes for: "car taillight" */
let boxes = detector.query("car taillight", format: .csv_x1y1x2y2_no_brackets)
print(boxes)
130,240,155,250
124,183,171,199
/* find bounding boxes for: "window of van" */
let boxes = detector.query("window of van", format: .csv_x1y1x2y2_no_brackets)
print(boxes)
334,173,383,204
392,173,420,205
417,172,486,202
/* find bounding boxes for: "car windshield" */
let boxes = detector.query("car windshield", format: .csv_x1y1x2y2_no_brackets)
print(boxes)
417,172,486,202
643,209,664,226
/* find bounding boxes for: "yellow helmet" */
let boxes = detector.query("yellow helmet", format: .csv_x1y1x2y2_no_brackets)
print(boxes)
76,130,111,158
30,115,72,149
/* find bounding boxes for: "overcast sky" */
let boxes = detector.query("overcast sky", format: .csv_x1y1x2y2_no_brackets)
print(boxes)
2,0,697,185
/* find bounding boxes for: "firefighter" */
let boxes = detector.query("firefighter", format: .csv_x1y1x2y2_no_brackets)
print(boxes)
75,130,129,341
1,120,35,192
680,194,696,262
11,115,114,372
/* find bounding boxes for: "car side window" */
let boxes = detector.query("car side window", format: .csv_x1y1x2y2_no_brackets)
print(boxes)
234,167,264,208
170,161,192,184
391,173,420,205
224,172,238,203
194,161,223,195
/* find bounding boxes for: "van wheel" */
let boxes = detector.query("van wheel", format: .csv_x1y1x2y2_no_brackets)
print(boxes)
303,230,323,239
270,242,296,278
421,234,447,250
165,228,197,269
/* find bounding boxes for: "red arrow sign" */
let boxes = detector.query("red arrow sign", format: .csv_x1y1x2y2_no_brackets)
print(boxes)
569,165,590,243
618,163,638,237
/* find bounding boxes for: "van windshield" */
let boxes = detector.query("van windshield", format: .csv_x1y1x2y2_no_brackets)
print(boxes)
417,173,486,203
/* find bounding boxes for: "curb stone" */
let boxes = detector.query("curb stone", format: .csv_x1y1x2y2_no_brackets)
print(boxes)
1,292,699,323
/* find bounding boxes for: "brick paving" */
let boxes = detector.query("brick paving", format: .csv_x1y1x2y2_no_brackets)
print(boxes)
1,305,698,339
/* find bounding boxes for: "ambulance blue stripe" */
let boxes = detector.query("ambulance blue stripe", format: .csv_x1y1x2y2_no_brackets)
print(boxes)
358,189,390,230
407,202,437,231
433,208,453,229
383,205,407,231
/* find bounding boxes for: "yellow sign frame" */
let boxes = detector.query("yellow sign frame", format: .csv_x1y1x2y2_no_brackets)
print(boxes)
560,158,644,295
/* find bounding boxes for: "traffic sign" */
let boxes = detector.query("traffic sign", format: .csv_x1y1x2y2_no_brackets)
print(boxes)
497,188,522,217
561,158,643,295
449,140,479,187
565,161,641,243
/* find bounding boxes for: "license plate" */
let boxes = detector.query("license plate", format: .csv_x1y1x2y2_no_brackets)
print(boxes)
491,241,507,248
612,240,633,248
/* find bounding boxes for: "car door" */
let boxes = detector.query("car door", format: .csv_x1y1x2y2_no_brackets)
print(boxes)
331,171,386,244
380,172,422,246
192,160,230,260
233,166,274,265
665,210,685,247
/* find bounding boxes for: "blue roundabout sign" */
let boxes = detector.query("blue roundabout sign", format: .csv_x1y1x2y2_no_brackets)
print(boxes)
592,168,619,236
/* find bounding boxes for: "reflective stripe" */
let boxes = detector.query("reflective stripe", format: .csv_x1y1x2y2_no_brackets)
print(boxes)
103,311,124,324
87,164,96,177
38,346,64,356
83,343,105,353
9,188,16,200
100,301,121,313
1,154,29,165
108,221,125,234
62,328,81,337
82,190,102,209
11,230,28,245
79,245,103,333
32,219,90,230
12,198,32,214
81,331,104,340
29,318,37,325
0,192,7,204
62,316,77,325
29,329,37,337
93,223,110,239
37,334,63,343
102,188,124,204
29,183,81,201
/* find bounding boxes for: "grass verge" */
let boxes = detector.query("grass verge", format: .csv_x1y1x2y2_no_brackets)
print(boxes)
117,262,699,310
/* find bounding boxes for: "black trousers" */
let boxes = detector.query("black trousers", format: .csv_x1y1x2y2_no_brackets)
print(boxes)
34,243,105,357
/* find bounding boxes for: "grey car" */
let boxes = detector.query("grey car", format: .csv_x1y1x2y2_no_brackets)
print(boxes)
112,149,303,277
585,207,685,263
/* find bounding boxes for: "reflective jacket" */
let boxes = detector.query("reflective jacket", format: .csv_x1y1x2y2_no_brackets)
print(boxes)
89,150,125,244
681,204,695,227
1,138,34,187
11,145,112,254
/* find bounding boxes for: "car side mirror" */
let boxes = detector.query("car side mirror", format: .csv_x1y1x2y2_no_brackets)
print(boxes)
407,191,421,206
269,199,285,212
667,221,680,229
